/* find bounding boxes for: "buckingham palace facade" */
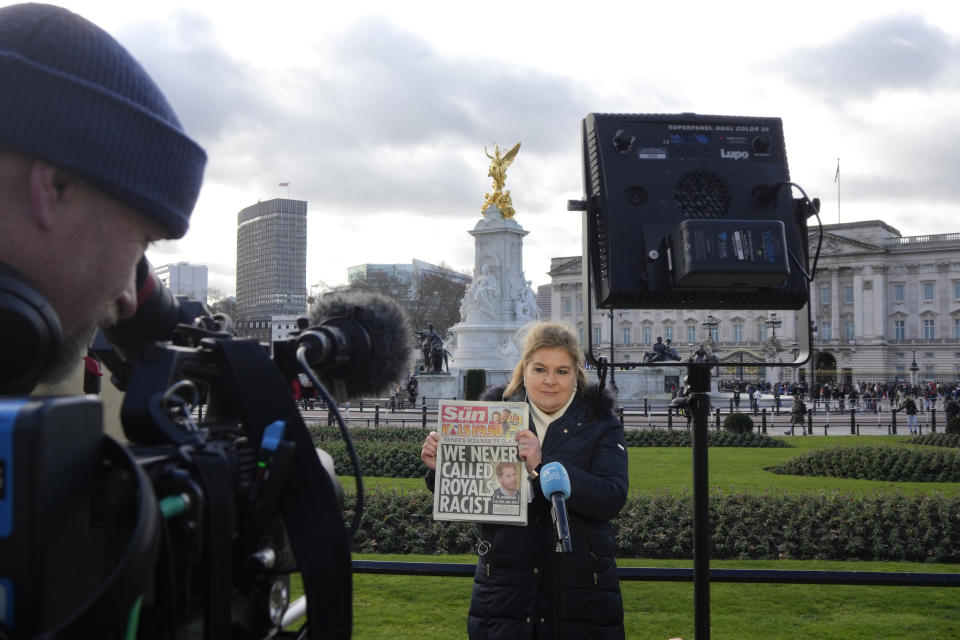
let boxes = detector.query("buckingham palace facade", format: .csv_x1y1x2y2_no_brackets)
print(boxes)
546,220,960,386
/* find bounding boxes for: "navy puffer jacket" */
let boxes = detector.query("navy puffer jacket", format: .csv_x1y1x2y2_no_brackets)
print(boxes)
462,384,629,639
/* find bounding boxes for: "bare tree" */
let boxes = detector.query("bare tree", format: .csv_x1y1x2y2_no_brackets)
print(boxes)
340,265,467,338
408,269,467,336
207,288,239,322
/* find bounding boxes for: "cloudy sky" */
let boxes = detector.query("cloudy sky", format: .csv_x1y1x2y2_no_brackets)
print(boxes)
28,0,960,296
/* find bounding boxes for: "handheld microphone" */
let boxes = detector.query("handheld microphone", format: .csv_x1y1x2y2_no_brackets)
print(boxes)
540,462,573,553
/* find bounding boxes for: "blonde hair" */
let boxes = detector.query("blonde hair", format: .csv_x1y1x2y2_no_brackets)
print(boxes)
503,322,587,399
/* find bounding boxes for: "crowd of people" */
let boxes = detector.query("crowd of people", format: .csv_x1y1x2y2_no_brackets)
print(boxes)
720,379,960,421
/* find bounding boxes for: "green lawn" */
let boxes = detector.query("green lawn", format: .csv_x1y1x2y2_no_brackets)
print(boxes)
343,435,960,497
315,435,960,638
628,435,960,496
291,554,960,639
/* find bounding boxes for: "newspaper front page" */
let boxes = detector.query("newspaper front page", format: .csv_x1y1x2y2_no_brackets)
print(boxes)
433,400,529,525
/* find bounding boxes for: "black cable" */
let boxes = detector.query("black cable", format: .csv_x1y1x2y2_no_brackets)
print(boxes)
764,181,823,283
295,346,364,538
784,181,824,281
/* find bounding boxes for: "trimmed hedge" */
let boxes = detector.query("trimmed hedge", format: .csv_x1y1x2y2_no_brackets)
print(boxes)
464,369,487,401
313,428,790,471
723,412,754,434
347,488,960,562
323,441,425,477
311,425,431,444
911,433,960,448
947,417,960,435
624,429,791,448
769,446,960,482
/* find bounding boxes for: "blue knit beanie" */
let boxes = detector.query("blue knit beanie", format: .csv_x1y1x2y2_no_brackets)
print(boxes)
0,3,206,238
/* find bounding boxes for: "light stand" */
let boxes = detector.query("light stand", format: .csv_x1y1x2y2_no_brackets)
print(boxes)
670,361,712,640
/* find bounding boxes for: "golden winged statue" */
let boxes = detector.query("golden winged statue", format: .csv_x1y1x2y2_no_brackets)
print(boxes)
482,142,521,219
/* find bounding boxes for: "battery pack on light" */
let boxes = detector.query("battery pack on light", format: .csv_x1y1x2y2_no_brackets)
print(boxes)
669,219,790,289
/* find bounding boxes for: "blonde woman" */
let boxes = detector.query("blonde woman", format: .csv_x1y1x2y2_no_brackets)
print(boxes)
421,321,628,639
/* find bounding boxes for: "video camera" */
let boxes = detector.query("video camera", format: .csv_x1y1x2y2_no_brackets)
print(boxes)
0,258,412,638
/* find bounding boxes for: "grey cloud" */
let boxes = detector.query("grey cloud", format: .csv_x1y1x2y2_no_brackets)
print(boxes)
777,14,958,98
121,14,591,218
118,12,277,143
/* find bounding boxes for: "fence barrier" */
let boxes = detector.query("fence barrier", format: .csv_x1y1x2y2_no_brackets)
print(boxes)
350,560,960,587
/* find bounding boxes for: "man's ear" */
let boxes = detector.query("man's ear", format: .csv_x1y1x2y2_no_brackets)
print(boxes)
27,161,73,231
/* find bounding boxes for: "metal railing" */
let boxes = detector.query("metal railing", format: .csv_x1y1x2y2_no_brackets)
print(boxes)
281,560,960,628
349,560,960,587
299,395,952,435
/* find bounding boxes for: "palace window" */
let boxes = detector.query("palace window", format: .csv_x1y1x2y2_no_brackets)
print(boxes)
893,320,905,340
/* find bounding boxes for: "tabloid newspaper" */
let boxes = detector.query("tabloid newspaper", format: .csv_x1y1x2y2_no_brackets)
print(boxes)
432,399,529,525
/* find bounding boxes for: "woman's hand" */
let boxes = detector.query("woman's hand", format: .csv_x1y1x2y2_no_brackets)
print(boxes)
515,429,542,472
421,431,440,470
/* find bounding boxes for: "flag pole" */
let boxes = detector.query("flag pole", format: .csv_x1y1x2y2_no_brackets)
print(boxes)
834,158,840,224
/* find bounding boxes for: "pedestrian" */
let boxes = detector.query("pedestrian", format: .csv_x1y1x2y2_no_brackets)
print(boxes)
945,396,960,425
896,394,919,434
787,393,806,435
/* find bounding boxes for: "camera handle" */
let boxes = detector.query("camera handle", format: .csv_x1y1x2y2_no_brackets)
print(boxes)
53,436,160,638
216,338,352,639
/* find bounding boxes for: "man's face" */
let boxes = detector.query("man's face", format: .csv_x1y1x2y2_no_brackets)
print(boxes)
39,179,162,382
499,465,518,492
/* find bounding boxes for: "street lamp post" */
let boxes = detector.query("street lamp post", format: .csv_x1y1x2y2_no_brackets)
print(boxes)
702,314,719,352
764,312,783,384
701,314,720,383
910,349,919,388
790,341,799,384
604,309,623,390
809,323,818,399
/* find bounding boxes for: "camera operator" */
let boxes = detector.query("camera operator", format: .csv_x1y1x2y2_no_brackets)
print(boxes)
0,4,208,636
0,2,206,394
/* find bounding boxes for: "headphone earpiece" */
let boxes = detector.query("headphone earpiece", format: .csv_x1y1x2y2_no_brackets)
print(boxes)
0,262,62,394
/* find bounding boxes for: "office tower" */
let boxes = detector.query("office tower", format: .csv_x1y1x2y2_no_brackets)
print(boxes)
236,198,308,339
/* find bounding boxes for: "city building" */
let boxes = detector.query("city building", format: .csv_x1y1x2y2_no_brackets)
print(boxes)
345,259,471,296
536,284,552,319
235,198,308,341
154,262,208,302
546,220,960,386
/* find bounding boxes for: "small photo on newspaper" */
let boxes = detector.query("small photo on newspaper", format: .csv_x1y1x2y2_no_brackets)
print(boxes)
433,399,529,525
